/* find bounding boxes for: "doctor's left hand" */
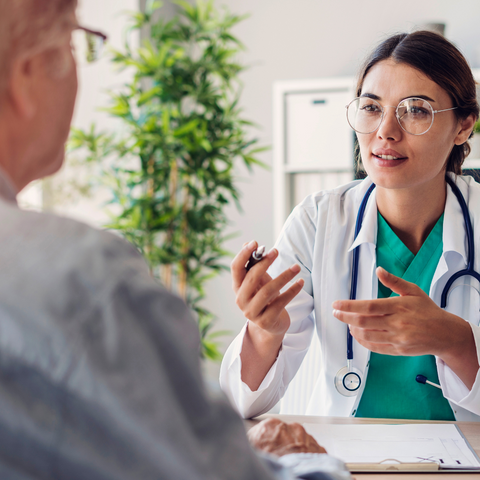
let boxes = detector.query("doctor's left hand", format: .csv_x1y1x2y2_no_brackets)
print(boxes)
332,267,479,389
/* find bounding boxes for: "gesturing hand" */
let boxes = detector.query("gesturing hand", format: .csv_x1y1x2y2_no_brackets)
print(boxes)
332,267,471,358
231,240,304,338
247,418,326,457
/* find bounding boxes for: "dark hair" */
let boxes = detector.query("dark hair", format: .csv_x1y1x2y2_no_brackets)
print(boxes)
356,30,479,174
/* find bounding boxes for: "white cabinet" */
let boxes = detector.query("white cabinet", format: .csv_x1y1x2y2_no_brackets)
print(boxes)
273,77,356,237
285,89,353,169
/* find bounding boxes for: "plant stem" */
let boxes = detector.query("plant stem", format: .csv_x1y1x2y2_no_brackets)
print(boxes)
161,159,178,290
178,183,189,301
145,155,155,276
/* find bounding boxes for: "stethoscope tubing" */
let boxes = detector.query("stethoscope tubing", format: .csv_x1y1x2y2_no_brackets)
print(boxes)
338,175,479,397
347,182,376,361
440,176,480,307
347,176,477,361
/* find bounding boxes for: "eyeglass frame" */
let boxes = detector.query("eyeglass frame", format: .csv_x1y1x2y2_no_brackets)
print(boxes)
345,96,458,136
72,25,108,63
75,25,107,42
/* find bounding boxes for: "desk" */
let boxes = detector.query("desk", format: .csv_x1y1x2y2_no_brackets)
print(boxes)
247,414,480,479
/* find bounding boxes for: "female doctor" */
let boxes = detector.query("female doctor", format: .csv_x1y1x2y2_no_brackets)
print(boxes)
219,30,480,421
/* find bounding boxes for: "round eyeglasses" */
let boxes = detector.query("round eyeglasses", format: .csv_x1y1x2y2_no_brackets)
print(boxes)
346,97,457,136
71,26,108,65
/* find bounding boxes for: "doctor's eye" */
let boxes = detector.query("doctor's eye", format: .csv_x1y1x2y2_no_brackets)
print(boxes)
400,99,433,119
360,103,382,114
406,106,429,116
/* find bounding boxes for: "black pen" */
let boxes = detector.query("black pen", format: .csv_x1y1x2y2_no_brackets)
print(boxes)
245,245,266,271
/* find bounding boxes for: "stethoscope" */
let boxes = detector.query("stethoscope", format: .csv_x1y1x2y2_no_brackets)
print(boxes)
335,176,480,396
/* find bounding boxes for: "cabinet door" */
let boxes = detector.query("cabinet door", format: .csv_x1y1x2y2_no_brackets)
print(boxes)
285,89,353,169
291,171,354,206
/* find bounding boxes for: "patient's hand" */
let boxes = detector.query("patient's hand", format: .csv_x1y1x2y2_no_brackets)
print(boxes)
247,418,327,456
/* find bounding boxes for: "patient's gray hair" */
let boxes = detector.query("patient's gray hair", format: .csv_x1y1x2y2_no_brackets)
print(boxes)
0,0,78,92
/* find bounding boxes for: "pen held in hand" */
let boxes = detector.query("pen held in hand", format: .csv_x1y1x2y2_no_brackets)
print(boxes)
245,245,266,271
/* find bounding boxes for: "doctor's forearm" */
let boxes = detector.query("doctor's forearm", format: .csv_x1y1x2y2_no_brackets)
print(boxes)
240,322,284,391
437,318,479,390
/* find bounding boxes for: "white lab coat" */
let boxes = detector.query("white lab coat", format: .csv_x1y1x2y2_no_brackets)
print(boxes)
220,173,480,421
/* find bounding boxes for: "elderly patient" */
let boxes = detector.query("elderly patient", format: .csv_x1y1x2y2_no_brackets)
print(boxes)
0,1,351,479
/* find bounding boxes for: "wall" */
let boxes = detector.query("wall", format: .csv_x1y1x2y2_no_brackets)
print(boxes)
17,0,139,221
201,0,480,381
19,0,480,383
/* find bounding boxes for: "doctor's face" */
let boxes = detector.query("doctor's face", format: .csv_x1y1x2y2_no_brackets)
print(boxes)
357,59,463,192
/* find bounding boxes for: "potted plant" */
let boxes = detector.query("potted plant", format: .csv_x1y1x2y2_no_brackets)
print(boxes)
69,0,267,360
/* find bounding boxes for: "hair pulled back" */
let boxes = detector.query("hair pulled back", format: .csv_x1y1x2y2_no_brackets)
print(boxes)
356,30,479,174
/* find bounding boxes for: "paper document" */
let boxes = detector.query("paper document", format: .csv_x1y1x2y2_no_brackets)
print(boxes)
303,423,480,470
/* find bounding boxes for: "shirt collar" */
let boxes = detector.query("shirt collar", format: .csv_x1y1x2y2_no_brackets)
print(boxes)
0,166,18,204
348,177,378,252
347,172,468,262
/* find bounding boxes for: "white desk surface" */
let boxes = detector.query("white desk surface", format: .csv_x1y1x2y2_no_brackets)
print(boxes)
247,414,480,479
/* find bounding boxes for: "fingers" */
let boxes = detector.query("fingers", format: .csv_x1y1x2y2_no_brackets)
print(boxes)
349,325,393,344
231,241,303,336
354,338,398,355
332,268,427,315
231,240,258,292
239,264,303,320
231,242,279,293
333,309,389,330
332,297,394,315
376,266,424,297
253,278,304,328
247,419,326,456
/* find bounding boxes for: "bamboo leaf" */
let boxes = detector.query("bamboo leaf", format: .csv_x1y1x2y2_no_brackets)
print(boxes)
137,85,162,106
145,0,163,16
173,119,199,137
67,0,266,364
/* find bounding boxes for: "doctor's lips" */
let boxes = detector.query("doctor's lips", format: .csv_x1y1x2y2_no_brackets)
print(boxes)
372,148,407,161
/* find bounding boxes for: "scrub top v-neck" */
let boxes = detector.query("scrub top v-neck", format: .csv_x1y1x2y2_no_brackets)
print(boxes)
355,212,455,420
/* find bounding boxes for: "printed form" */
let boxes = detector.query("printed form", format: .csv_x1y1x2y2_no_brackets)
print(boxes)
303,423,480,470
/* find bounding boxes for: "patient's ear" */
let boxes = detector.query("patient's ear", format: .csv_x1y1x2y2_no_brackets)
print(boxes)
8,55,38,119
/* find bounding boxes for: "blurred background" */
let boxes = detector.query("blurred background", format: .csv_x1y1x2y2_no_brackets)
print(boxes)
20,0,480,384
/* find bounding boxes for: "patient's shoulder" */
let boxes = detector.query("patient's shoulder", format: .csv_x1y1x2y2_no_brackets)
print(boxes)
0,201,149,300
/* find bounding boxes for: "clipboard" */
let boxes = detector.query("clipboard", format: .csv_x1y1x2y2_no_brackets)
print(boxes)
347,459,440,472
303,423,480,474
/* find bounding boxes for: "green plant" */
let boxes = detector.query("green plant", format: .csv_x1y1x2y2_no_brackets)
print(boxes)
69,0,267,360
474,119,480,134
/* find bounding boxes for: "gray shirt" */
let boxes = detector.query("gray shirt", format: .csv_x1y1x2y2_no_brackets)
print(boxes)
0,169,350,480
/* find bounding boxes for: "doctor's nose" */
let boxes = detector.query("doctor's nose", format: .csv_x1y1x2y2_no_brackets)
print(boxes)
376,107,402,142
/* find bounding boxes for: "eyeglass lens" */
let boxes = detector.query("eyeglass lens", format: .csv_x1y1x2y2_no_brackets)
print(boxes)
72,29,105,64
346,97,434,135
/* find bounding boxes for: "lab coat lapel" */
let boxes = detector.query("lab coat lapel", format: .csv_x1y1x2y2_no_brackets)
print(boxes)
347,184,378,375
430,175,468,303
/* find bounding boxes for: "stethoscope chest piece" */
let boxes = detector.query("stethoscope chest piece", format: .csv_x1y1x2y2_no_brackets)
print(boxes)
335,366,362,397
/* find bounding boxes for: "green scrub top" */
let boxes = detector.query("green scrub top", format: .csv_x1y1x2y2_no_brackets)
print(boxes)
355,212,455,420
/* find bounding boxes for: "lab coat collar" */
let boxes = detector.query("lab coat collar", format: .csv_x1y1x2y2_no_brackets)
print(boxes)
347,173,467,262
442,172,467,264
348,177,377,252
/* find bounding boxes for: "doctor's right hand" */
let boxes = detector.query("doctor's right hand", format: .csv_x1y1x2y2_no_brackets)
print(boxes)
231,241,304,391
231,240,304,338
